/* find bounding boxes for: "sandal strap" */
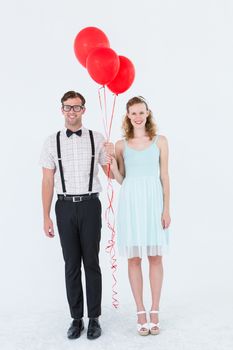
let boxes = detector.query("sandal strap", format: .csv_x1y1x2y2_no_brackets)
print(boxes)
137,310,146,315
149,322,160,328
150,310,159,314
137,323,149,331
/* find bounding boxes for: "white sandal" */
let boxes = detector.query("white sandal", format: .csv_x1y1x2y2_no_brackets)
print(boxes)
149,310,160,335
137,311,149,336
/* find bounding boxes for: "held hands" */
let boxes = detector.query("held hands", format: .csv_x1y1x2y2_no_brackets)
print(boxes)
44,217,55,238
106,154,118,173
104,141,118,173
161,211,171,229
104,141,114,156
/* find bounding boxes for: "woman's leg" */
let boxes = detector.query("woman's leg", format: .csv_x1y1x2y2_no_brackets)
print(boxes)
148,256,163,326
128,257,147,325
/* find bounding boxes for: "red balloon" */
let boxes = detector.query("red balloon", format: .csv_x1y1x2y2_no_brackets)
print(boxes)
74,27,110,67
107,56,135,94
86,47,120,85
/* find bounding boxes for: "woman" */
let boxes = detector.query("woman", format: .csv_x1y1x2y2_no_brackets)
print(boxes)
109,96,171,336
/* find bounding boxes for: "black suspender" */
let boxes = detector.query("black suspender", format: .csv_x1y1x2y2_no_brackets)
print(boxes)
56,131,66,195
56,130,95,195
88,130,95,192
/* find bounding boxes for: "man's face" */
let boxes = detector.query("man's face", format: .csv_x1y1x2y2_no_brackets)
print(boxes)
61,97,85,128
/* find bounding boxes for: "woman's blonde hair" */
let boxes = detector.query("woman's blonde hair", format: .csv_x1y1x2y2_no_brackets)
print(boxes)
122,96,157,140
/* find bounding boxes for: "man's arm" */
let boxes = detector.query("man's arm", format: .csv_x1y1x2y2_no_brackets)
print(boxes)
42,167,55,237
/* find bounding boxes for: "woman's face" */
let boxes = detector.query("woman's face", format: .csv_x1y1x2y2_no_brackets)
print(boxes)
127,102,149,129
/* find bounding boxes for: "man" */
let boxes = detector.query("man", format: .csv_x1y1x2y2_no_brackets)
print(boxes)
40,91,113,340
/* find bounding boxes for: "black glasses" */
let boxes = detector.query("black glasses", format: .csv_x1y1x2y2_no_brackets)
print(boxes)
62,105,84,112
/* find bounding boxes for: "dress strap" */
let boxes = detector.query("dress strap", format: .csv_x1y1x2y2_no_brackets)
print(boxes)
123,138,128,149
122,138,128,156
154,134,159,144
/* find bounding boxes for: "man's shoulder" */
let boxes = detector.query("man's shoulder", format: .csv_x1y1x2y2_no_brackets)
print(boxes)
93,130,104,139
42,130,62,148
84,128,104,141
45,132,57,142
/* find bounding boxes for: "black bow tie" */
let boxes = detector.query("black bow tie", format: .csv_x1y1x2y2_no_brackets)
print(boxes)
66,129,82,137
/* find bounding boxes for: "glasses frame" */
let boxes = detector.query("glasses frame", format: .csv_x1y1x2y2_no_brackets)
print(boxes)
62,104,84,112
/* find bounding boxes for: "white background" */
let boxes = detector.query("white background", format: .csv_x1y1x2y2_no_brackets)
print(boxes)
0,0,233,349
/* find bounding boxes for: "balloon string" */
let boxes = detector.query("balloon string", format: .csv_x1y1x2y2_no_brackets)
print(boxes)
103,86,109,140
105,178,119,309
107,94,117,140
98,87,119,308
104,90,119,308
106,93,117,178
98,86,108,138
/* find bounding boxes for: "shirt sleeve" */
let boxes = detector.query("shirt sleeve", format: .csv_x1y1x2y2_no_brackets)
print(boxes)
39,136,56,169
97,133,107,166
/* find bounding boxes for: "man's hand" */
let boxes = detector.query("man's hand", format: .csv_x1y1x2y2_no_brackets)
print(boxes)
44,217,55,238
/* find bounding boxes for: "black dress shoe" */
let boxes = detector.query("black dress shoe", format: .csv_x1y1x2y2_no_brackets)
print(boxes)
67,318,84,339
87,318,101,340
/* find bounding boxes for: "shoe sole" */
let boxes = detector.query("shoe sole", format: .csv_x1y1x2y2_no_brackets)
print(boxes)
87,332,101,340
138,331,149,336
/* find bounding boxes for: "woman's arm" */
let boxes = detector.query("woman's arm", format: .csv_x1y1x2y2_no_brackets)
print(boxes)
158,136,171,229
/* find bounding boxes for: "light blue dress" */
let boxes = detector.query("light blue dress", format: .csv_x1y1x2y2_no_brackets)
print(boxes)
117,136,169,258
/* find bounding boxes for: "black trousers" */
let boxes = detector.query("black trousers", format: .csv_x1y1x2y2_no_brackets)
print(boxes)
55,196,102,319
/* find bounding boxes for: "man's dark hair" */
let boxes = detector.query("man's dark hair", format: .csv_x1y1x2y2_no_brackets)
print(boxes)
61,91,86,106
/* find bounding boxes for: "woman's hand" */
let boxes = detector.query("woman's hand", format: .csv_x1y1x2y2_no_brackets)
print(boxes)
106,155,118,173
161,211,171,229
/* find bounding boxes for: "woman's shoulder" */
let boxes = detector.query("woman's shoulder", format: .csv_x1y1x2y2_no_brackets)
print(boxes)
156,134,168,144
115,139,126,155
115,139,125,148
156,135,169,152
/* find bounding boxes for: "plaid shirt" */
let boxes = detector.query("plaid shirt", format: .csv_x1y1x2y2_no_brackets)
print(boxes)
39,127,106,194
